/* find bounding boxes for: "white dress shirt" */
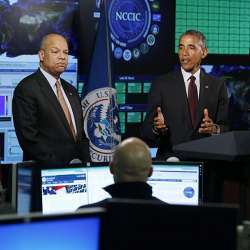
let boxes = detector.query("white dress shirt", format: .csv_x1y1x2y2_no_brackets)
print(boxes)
181,67,201,99
40,67,77,134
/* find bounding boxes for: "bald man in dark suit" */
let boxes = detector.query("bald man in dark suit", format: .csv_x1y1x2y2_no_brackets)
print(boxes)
13,33,89,164
141,30,229,160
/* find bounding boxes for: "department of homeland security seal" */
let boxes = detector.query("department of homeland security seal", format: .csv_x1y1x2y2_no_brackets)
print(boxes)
81,87,121,162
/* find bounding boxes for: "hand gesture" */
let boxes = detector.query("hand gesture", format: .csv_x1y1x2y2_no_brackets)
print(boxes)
199,108,219,134
153,107,167,134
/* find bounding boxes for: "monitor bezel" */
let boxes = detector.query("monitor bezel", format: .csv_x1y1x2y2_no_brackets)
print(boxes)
104,198,239,250
15,161,111,213
16,162,87,213
0,207,106,250
0,207,105,224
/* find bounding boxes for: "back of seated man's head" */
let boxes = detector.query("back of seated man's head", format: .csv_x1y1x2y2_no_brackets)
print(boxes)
110,137,152,183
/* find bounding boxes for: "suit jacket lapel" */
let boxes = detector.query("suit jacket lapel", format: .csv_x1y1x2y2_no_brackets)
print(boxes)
175,71,193,127
36,70,75,138
176,71,190,113
195,71,210,128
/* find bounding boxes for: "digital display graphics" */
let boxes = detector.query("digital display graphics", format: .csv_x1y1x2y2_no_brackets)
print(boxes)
40,162,202,213
201,64,250,130
109,0,172,74
79,0,173,75
42,166,113,213
149,162,203,205
114,75,153,136
175,0,250,55
108,0,160,62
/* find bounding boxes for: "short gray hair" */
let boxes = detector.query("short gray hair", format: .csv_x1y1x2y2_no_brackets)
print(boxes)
179,30,207,48
40,33,68,50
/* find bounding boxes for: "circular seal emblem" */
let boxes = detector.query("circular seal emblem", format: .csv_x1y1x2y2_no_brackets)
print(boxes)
108,0,161,61
109,0,151,48
42,177,46,184
81,87,121,162
123,49,132,61
183,187,195,198
114,47,123,59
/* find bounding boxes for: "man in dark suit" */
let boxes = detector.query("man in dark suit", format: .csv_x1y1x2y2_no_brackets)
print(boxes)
141,30,229,160
12,33,89,164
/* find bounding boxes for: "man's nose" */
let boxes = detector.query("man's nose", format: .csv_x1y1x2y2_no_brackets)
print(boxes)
59,51,66,59
182,46,189,55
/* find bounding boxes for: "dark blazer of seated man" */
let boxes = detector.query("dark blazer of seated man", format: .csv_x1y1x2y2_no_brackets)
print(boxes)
78,137,163,209
12,33,89,164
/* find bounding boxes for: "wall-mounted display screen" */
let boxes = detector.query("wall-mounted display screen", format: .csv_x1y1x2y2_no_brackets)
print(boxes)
78,0,174,75
201,64,250,130
175,0,250,55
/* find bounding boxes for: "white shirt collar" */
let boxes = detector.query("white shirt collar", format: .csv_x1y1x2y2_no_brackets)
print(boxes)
181,67,201,98
181,67,200,82
39,67,59,88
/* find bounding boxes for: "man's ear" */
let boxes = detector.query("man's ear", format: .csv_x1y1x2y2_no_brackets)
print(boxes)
38,49,44,62
148,167,153,177
109,161,114,175
202,47,208,59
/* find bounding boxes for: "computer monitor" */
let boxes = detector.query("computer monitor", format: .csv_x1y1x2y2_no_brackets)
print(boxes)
83,162,113,205
16,162,113,214
83,162,203,206
104,199,238,250
16,161,203,214
0,208,104,250
41,162,113,214
149,161,203,205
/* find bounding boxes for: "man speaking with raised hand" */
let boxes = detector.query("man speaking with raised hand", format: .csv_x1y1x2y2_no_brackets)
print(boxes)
141,30,229,160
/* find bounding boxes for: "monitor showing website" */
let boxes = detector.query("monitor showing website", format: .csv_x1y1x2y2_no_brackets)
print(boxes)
149,162,203,205
41,165,113,214
40,162,202,214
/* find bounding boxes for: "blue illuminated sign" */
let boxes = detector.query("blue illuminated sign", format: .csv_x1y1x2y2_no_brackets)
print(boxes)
108,0,161,61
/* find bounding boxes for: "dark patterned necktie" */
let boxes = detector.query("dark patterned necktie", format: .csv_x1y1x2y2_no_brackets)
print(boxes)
188,75,198,128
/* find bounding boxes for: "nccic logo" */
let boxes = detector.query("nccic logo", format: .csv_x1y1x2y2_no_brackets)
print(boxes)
115,12,142,22
108,0,161,61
